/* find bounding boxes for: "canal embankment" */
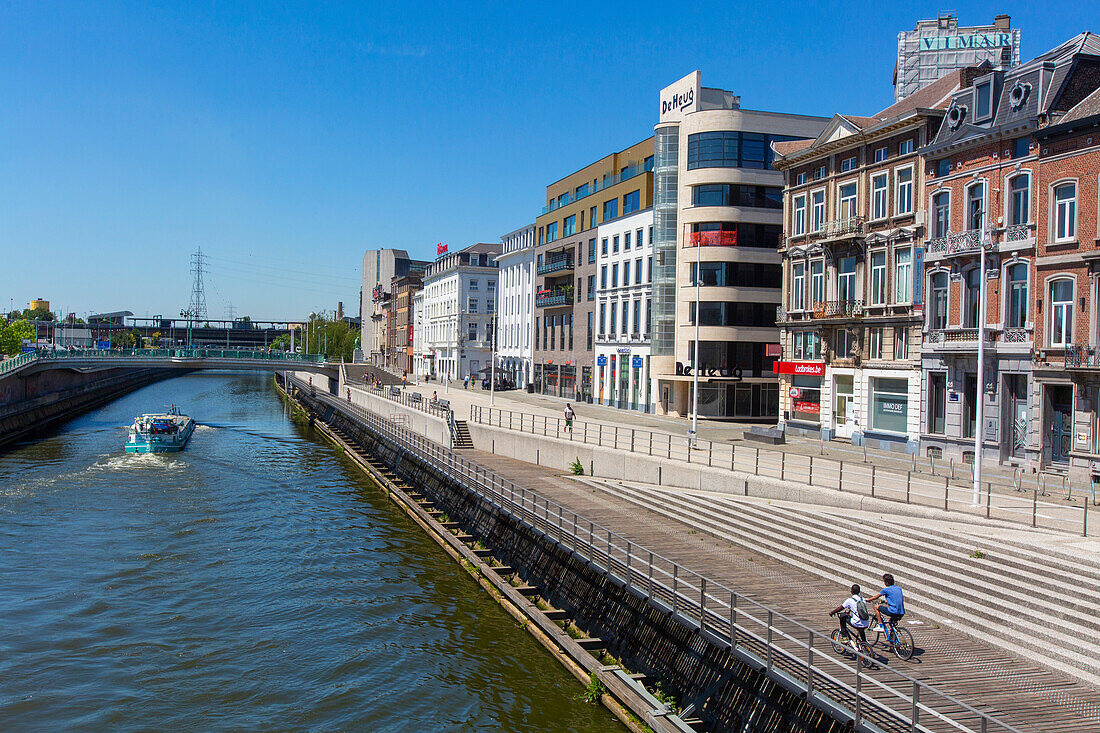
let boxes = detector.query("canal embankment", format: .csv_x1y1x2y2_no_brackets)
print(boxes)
282,374,861,733
0,363,179,451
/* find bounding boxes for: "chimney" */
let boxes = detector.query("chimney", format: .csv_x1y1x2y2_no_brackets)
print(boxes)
337,301,344,320
994,14,1011,30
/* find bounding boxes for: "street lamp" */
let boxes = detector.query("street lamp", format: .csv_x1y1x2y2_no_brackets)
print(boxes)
973,213,991,506
689,227,702,449
490,316,497,407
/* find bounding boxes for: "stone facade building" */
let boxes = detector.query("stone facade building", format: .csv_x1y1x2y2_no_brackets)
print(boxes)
496,224,536,388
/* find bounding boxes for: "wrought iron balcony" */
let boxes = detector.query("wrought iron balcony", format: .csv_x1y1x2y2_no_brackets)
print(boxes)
536,258,574,276
926,229,987,256
535,290,573,308
925,328,980,347
812,216,864,241
810,300,863,319
1065,345,1100,369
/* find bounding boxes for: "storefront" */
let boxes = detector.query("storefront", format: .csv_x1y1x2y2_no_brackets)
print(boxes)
776,360,824,435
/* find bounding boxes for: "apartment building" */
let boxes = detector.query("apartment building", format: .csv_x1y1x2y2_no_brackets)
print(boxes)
420,243,502,382
895,13,1019,102
386,272,421,375
533,138,654,401
773,69,975,452
361,248,427,365
411,290,425,379
650,71,828,421
595,208,654,411
919,33,1100,470
496,224,536,388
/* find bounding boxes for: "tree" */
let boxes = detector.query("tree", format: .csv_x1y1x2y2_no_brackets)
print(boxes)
0,320,36,355
22,307,55,321
152,331,162,346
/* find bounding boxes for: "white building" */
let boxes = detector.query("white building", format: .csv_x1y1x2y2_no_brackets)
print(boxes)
411,289,425,379
495,224,536,388
421,243,502,383
595,208,654,411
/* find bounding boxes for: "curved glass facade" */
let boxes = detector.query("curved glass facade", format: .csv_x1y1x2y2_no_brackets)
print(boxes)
652,125,679,356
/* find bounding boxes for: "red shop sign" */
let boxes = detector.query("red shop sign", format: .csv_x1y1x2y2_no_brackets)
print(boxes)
793,401,821,414
775,361,824,376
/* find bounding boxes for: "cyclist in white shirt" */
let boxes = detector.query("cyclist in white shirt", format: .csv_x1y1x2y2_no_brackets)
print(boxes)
829,584,871,647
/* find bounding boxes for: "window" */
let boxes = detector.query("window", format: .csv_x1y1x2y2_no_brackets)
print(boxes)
792,263,805,310
1050,279,1073,347
894,327,909,360
692,184,783,208
647,256,652,282
1006,263,1027,328
869,327,883,359
468,298,478,313
685,130,799,169
898,139,914,155
587,274,595,301
603,198,618,221
928,373,947,434
963,374,977,438
870,251,886,305
895,247,912,303
636,229,644,249
792,330,821,360
624,231,632,251
930,272,948,330
932,191,950,238
599,303,606,334
620,302,628,334
795,172,806,186
874,147,887,163
632,300,640,335
588,238,596,263
469,279,479,291
793,194,807,235
635,258,642,284
838,181,857,219
1009,174,1030,226
936,158,951,177
835,329,854,359
612,263,619,288
623,261,631,285
976,81,992,119
600,265,607,289
590,206,597,228
691,262,782,288
841,155,858,172
895,167,913,215
623,189,640,215
486,298,495,314
546,221,557,243
965,268,981,328
871,378,909,434
838,257,856,302
1054,182,1077,241
811,261,825,306
468,322,478,342
610,302,617,336
587,311,593,349
967,183,985,231
1012,137,1030,159
601,237,608,255
645,298,651,334
871,173,888,220
814,165,827,180
811,190,825,231
612,235,620,253
563,215,576,236
487,279,496,292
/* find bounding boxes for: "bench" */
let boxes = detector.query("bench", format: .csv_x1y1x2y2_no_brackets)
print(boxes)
389,386,402,397
436,399,450,410
407,392,422,403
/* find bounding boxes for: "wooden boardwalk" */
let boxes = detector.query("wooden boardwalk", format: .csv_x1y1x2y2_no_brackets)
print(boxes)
466,450,1100,733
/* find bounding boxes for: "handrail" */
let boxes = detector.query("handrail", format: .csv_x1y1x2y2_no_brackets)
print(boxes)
10,347,327,364
468,406,1095,537
291,375,1025,733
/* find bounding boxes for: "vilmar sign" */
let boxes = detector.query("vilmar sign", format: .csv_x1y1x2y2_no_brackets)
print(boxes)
920,32,1014,51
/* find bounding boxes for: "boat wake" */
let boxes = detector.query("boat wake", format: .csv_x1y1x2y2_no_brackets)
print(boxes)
92,453,185,472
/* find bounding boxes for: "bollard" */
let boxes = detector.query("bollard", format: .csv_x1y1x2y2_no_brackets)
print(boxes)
809,455,814,485
838,461,843,491
986,481,992,519
944,478,950,511
950,457,954,481
906,471,911,503
1033,484,1038,527
1085,497,1090,538
870,465,876,498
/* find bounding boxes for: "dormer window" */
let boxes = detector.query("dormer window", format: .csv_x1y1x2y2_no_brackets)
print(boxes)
975,80,993,121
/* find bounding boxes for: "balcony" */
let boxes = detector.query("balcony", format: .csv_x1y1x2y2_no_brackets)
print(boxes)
926,229,988,257
540,159,653,215
537,257,574,276
794,300,863,320
816,216,865,241
536,289,573,308
925,328,979,350
1065,345,1100,369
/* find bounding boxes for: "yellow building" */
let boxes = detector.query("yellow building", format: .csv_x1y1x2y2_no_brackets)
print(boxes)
30,299,50,312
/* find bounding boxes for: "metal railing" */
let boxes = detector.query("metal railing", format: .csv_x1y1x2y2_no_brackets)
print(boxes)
812,299,863,319
816,216,865,239
926,229,987,256
1065,345,1100,369
470,405,1095,537
535,292,573,307
540,159,652,215
291,376,1025,733
350,382,453,420
1,347,326,375
537,258,574,276
0,351,38,376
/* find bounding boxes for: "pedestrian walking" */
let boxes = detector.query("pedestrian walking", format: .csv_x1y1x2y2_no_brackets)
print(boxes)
564,404,575,433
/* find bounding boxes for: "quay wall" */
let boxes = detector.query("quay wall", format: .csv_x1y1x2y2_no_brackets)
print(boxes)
0,365,178,450
288,381,846,733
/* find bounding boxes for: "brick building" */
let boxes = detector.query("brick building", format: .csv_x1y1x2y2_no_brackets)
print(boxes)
773,70,975,451
919,33,1100,470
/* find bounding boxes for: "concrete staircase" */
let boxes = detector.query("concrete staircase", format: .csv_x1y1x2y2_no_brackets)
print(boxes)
451,420,474,449
590,479,1100,689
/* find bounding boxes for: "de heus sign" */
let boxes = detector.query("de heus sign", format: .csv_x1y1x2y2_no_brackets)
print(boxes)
675,361,743,381
659,71,701,123
661,88,694,116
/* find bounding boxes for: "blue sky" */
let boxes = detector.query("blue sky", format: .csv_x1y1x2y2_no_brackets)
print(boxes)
3,1,1098,321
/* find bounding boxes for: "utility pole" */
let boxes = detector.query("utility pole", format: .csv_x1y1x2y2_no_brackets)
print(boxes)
974,213,990,506
689,228,701,449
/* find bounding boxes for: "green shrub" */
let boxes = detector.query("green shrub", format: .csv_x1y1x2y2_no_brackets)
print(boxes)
569,457,584,475
581,673,607,704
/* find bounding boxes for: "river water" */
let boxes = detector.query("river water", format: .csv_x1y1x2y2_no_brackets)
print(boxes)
0,372,621,731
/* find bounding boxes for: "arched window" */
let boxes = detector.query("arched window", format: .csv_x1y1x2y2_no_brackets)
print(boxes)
1053,182,1077,242
964,268,981,328
967,182,986,231
1008,174,1030,226
1049,278,1074,347
1006,263,1028,328
929,272,948,330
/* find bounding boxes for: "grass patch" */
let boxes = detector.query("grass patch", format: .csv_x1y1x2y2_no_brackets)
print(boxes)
971,549,986,559
569,457,585,475
651,681,679,713
580,673,607,704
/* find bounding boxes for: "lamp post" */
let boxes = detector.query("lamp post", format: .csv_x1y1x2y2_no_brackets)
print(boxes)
689,228,702,449
490,316,497,406
973,214,991,506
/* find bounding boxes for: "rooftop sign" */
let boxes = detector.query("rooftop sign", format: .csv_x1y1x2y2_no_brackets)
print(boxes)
659,71,700,124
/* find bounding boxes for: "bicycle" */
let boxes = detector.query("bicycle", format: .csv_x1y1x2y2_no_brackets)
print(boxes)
872,612,914,660
829,627,873,659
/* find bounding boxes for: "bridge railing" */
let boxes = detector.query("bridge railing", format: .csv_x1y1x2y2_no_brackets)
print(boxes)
0,351,39,377
30,348,326,364
293,376,1025,733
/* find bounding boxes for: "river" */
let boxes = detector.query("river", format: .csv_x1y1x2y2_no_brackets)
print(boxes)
0,372,621,731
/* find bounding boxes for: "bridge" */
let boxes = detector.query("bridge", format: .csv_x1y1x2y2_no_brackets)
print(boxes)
0,348,335,379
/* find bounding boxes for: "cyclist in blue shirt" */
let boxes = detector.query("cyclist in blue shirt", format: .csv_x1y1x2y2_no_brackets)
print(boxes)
866,573,905,626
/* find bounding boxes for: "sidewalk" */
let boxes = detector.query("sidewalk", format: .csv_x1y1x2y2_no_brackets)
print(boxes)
403,379,1095,506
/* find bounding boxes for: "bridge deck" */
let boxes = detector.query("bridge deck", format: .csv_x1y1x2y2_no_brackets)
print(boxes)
463,450,1100,733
